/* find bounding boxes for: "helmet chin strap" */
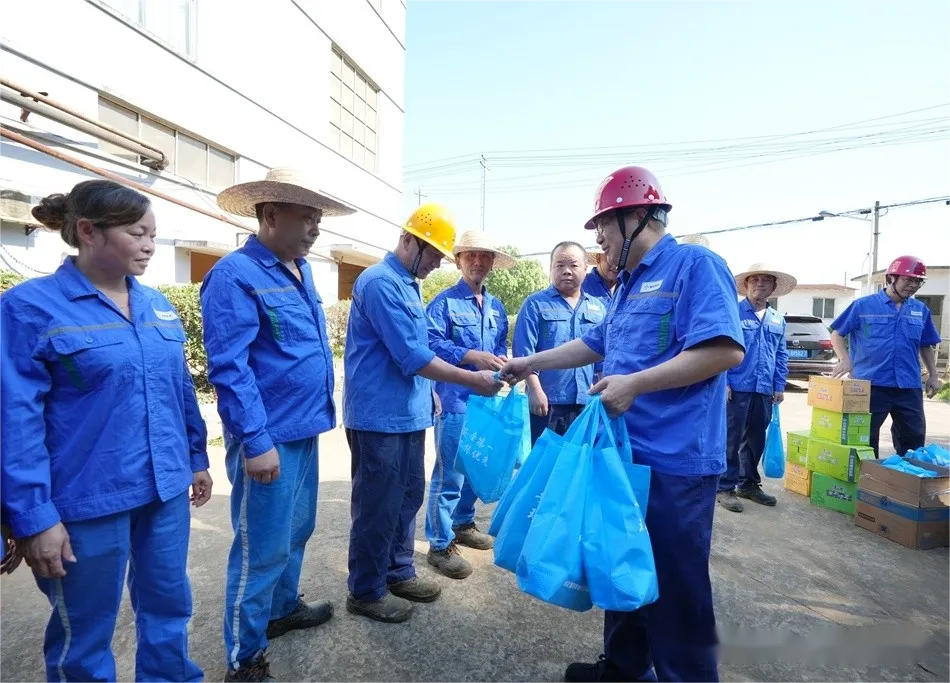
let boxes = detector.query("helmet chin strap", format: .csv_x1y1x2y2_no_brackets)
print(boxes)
410,236,428,278
888,279,911,302
615,206,658,272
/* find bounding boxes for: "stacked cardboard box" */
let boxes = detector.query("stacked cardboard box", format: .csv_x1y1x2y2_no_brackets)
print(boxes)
855,459,950,550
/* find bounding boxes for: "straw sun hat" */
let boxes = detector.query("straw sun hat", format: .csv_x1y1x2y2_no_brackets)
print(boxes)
586,248,605,266
734,263,798,298
452,230,517,269
217,168,356,218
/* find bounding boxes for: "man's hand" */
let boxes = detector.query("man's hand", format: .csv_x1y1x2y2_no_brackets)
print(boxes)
463,350,508,372
191,470,213,507
831,356,853,378
246,447,280,485
20,522,75,578
773,391,785,405
528,385,549,417
433,389,443,417
925,376,944,399
589,373,640,418
498,356,535,385
727,386,732,402
468,370,504,397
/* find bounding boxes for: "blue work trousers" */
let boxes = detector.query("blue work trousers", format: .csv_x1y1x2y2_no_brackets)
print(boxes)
425,412,477,551
529,403,585,446
35,491,201,683
604,471,720,682
223,436,318,668
720,391,772,492
870,386,926,457
346,429,425,602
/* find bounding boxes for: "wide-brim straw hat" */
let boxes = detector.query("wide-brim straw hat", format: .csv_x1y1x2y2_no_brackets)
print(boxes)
217,168,356,218
734,263,798,298
587,248,604,266
452,230,517,269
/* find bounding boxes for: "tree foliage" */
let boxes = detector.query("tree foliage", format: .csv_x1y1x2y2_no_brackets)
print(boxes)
484,245,547,315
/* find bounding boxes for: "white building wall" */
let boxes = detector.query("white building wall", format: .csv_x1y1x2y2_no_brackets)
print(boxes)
0,0,406,301
775,288,856,323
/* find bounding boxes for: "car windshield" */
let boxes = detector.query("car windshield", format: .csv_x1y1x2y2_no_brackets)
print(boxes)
785,319,830,339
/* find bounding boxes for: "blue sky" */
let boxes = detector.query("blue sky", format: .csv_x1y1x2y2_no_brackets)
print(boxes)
401,0,949,285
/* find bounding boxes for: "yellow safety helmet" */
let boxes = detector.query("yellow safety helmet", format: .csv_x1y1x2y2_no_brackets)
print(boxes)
404,203,456,258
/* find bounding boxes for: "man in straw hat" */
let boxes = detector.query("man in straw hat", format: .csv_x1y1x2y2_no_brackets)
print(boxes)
343,204,503,623
583,247,619,382
423,230,515,580
202,168,354,682
717,263,796,513
514,241,606,444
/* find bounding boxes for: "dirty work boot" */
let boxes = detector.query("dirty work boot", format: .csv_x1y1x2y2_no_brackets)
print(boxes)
737,485,777,507
453,522,494,550
717,490,744,513
564,655,621,682
266,596,333,639
388,576,442,602
345,592,413,623
225,653,276,682
427,542,473,579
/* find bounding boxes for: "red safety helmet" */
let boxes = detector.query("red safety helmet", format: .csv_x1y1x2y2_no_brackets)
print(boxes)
585,166,672,230
886,255,927,279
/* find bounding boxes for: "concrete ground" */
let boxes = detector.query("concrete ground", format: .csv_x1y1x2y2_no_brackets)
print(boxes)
1,383,948,682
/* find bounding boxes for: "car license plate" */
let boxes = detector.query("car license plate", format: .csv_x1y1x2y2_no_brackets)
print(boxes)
788,349,809,359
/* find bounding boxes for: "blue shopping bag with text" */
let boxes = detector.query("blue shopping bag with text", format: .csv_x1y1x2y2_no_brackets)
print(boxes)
457,386,528,503
763,403,785,479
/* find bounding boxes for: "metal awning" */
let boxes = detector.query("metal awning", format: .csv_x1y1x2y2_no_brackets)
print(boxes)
174,239,234,256
327,243,382,268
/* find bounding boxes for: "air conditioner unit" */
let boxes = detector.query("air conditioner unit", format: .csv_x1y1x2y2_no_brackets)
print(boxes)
0,188,42,233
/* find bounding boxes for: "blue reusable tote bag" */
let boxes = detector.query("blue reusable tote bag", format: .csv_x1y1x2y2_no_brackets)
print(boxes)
515,400,604,612
456,387,526,502
763,403,785,479
581,402,658,612
489,427,560,538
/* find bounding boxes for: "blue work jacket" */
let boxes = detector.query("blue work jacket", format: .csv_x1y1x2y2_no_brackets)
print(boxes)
200,236,336,457
582,235,745,477
427,279,508,414
343,252,436,433
1,258,208,537
727,299,788,395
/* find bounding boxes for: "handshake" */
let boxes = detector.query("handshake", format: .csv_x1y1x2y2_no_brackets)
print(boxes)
460,351,537,397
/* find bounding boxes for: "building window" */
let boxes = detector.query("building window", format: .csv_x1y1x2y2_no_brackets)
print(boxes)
767,297,779,310
97,97,235,191
98,0,196,59
330,48,378,173
812,297,836,319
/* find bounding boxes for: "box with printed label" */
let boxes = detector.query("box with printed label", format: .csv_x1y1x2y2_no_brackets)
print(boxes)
786,430,810,467
810,472,858,515
807,376,871,414
806,437,875,483
810,408,872,446
784,463,811,496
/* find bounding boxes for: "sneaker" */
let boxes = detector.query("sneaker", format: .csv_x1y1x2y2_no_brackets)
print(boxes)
225,653,276,682
716,490,744,513
453,522,494,550
266,596,333,640
737,486,777,507
564,655,621,682
388,576,442,602
427,542,473,579
345,593,413,623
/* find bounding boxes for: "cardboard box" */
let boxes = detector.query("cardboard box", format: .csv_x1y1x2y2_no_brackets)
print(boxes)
810,408,872,446
786,430,810,467
811,472,858,515
806,437,875,483
807,376,871,414
853,458,950,548
784,463,812,496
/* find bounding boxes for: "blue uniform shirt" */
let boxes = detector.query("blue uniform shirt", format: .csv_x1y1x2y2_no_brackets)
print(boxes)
831,290,941,389
727,299,788,395
344,252,436,433
583,267,614,303
582,235,745,477
200,236,336,457
1,258,208,538
427,279,508,414
514,286,605,405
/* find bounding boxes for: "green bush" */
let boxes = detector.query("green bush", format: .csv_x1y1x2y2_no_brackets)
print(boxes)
326,299,351,357
156,284,213,402
938,382,950,403
507,314,517,350
1,270,26,293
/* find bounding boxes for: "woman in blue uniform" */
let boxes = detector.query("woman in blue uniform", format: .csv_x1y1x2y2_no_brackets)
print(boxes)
1,180,212,682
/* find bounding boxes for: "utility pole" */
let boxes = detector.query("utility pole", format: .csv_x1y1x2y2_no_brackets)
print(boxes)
480,154,487,231
871,200,881,273
414,188,427,206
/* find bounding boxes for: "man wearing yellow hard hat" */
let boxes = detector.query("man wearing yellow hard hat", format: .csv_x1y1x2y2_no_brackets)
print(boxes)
342,203,503,624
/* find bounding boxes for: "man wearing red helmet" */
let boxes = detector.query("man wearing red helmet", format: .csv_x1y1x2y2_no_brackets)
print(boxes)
501,166,745,682
830,255,942,456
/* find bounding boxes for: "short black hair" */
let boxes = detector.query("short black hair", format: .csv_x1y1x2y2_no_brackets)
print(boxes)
550,241,587,265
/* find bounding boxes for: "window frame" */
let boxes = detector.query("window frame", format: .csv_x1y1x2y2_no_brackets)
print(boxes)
329,47,379,174
811,297,836,319
93,0,197,61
